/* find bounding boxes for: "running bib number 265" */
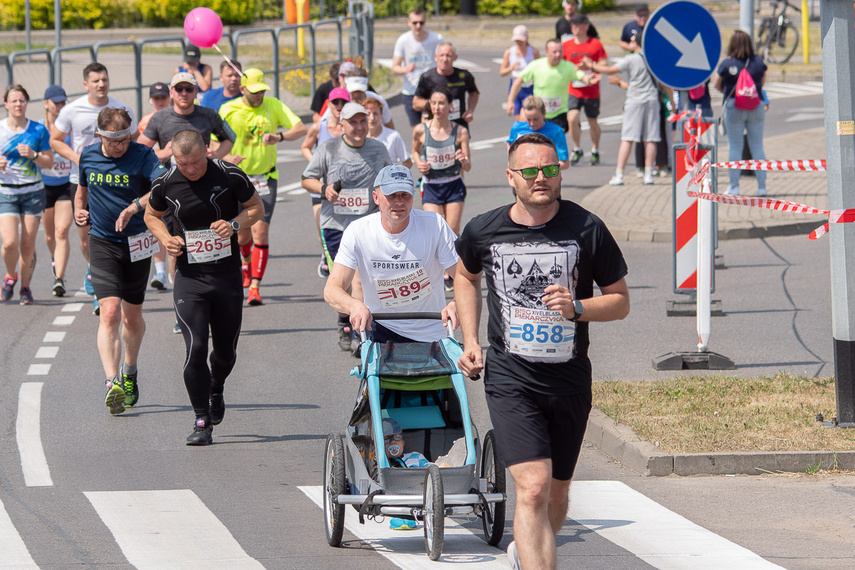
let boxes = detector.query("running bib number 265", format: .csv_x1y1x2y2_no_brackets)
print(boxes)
185,229,231,264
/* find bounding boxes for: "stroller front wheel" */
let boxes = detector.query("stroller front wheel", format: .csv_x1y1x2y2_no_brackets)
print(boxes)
423,464,445,560
323,433,347,546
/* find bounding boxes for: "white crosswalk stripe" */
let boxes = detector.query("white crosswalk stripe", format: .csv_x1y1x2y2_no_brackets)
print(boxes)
300,481,783,569
299,485,511,569
85,489,264,569
0,498,38,569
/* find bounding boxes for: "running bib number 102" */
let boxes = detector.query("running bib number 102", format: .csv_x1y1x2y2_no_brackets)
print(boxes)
128,230,158,262
185,229,232,264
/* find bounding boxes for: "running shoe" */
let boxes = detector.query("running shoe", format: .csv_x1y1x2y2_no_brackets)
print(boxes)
150,272,167,291
635,169,645,178
210,393,225,425
242,264,251,288
570,149,583,166
590,150,601,166
84,267,94,295
1,273,17,301
643,172,655,185
757,188,768,196
186,417,213,446
122,372,139,408
105,379,126,415
337,323,353,351
247,286,263,306
52,278,66,297
93,297,100,316
19,287,34,305
507,541,521,570
389,518,416,530
317,256,330,279
725,186,740,195
608,173,625,186
173,321,182,334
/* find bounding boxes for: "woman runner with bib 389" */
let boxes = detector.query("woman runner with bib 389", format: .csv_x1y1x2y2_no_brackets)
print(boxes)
412,87,470,284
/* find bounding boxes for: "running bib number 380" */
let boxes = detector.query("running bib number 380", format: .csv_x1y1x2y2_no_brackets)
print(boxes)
185,229,231,264
508,306,575,360
128,230,158,263
376,268,432,308
334,187,370,216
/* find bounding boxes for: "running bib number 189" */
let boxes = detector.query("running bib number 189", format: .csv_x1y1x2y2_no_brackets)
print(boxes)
185,229,232,264
127,230,158,263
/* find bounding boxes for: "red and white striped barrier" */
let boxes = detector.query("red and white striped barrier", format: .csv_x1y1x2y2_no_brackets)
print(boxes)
674,149,710,290
686,192,855,240
710,159,826,171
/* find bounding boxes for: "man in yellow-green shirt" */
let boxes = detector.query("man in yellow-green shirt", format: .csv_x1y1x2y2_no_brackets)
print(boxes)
220,68,306,305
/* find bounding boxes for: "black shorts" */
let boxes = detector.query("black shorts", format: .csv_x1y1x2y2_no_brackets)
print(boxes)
89,235,151,305
485,382,591,481
547,113,569,133
567,96,601,119
44,183,72,208
258,177,277,224
321,227,343,266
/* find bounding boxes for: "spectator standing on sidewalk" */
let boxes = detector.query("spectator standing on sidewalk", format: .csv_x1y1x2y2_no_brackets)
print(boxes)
562,13,608,166
619,4,649,52
714,29,768,196
499,25,540,122
392,8,444,128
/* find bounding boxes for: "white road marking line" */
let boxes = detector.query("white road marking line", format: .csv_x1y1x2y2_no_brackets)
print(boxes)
85,490,264,569
61,303,84,312
35,346,59,359
16,382,53,487
569,481,784,569
74,289,88,297
299,485,509,569
42,331,66,343
26,364,51,376
0,497,39,568
52,316,75,326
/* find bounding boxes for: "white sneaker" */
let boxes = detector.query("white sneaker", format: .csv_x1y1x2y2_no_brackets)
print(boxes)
150,272,167,291
757,188,767,196
635,169,645,178
724,186,740,195
643,172,655,185
609,174,625,186
507,541,522,570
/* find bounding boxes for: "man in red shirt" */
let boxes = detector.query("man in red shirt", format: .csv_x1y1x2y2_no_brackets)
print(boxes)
562,14,607,166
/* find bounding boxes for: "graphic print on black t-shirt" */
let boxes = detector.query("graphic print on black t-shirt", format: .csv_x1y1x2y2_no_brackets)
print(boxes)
492,240,579,363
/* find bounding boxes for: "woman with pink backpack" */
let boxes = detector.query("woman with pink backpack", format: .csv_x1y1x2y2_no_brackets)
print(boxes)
714,29,768,196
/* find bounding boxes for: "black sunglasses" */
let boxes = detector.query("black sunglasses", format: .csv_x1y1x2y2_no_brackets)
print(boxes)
173,85,196,94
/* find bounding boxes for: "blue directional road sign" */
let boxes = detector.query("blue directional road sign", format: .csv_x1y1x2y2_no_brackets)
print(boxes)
642,0,721,90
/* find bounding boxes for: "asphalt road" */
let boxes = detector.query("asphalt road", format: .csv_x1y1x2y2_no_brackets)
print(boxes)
1,46,853,570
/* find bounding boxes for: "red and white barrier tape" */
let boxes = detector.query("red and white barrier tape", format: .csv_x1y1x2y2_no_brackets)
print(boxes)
710,159,826,171
686,192,855,239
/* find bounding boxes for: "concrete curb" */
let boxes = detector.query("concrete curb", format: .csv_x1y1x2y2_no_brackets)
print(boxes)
584,408,855,476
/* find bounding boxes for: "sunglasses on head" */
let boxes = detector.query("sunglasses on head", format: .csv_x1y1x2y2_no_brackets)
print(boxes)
511,164,561,180
173,85,196,94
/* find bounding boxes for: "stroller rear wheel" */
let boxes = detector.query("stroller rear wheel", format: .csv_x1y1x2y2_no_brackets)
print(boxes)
323,433,347,546
481,429,506,545
423,464,445,560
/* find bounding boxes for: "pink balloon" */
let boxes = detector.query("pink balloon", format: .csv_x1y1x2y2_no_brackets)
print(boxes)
184,7,223,49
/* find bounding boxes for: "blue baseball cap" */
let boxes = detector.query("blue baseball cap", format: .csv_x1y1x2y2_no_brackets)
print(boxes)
373,164,415,196
43,85,67,103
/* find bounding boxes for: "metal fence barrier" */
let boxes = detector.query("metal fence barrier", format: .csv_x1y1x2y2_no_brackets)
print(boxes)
1,8,373,120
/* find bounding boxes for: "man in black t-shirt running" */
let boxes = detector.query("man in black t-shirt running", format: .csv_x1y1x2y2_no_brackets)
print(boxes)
455,133,629,570
145,130,263,446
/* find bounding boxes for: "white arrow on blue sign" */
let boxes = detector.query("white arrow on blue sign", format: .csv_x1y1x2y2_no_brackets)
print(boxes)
642,0,721,90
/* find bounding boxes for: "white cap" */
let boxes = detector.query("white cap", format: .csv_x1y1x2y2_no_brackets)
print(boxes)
340,102,368,120
345,76,369,93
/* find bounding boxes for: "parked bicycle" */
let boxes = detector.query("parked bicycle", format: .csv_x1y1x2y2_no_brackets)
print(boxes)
756,0,800,64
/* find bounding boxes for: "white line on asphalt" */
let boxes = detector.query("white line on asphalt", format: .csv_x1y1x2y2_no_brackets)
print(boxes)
34,346,59,359
42,331,66,343
26,364,51,376
85,489,264,569
52,316,75,326
61,303,84,312
0,497,39,569
299,486,509,569
16,382,53,487
568,481,784,569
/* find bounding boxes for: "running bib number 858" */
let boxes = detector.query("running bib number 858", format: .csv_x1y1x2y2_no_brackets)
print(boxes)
520,323,567,343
